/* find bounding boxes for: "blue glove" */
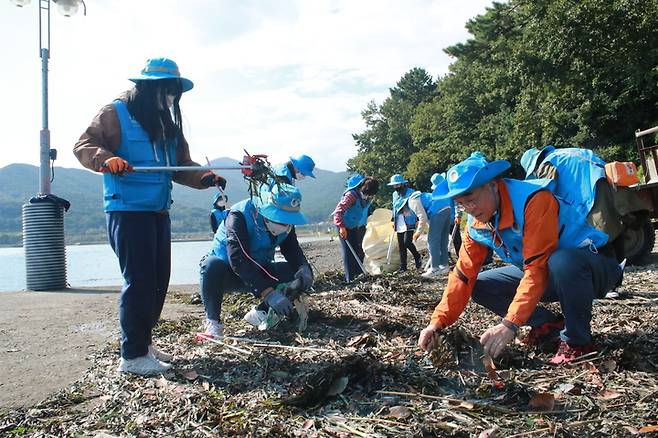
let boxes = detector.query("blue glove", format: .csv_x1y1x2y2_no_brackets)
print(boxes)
264,289,293,316
294,264,314,290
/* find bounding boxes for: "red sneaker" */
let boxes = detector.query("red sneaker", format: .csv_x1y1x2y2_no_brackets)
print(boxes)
549,341,596,365
522,318,565,346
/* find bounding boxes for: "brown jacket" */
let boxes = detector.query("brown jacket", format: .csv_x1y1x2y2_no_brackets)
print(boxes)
73,92,207,189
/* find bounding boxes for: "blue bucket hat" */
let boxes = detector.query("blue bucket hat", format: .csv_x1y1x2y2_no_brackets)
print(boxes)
346,174,365,191
387,174,408,186
259,183,308,226
430,172,445,190
290,154,316,178
433,151,510,199
520,145,555,178
129,57,194,93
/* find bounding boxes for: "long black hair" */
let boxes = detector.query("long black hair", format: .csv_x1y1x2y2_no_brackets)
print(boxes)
360,177,379,196
126,78,183,144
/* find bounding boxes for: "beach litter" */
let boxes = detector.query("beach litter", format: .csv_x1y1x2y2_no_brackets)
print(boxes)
1,261,657,437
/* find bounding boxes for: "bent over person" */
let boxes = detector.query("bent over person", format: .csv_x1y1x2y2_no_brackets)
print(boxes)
417,152,622,364
73,58,226,375
198,184,313,338
333,174,379,282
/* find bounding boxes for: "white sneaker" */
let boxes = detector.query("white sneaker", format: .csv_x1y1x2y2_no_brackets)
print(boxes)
148,344,173,362
243,306,268,328
202,319,224,339
421,265,450,278
117,354,171,376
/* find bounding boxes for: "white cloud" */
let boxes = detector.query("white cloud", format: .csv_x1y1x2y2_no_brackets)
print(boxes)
0,0,494,173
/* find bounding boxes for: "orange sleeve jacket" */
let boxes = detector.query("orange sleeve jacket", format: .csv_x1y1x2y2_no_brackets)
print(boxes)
430,180,559,328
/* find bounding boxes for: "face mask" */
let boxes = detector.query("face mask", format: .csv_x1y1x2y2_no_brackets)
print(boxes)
265,220,291,236
214,197,227,209
396,186,405,193
296,172,306,181
360,191,372,201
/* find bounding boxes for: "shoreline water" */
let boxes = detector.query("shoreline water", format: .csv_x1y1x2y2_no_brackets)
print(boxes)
0,231,335,249
0,236,338,292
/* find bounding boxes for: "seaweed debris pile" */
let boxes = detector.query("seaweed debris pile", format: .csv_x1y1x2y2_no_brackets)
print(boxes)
1,261,658,437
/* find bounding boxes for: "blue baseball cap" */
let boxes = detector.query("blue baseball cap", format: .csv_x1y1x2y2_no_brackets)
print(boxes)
387,174,408,186
520,145,555,178
433,151,510,199
129,58,194,93
259,184,308,225
290,154,316,178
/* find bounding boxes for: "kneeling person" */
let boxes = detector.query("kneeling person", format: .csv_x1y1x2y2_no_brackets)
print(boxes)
199,184,313,338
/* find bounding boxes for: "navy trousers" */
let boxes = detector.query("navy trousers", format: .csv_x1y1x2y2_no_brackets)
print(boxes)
107,212,171,359
471,247,622,345
200,256,295,321
339,226,366,282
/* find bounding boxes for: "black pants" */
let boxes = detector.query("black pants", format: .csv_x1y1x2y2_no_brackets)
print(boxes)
397,230,421,270
200,257,295,321
339,226,366,282
107,211,171,360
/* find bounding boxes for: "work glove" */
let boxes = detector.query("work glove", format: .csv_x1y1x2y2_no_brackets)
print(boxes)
102,157,131,175
412,231,421,242
200,172,227,189
264,289,293,317
338,226,348,240
294,264,314,290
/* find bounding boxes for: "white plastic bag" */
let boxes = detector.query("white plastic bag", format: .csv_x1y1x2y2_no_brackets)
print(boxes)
363,209,398,274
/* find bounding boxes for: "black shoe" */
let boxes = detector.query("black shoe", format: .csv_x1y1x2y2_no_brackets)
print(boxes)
415,258,422,269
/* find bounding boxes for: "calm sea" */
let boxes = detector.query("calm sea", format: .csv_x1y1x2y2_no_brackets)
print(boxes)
0,236,329,292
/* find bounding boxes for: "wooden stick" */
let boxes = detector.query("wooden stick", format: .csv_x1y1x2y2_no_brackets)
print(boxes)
200,336,252,355
505,419,599,438
336,422,377,438
378,391,590,415
250,343,334,353
377,390,465,404
216,335,333,352
345,416,409,426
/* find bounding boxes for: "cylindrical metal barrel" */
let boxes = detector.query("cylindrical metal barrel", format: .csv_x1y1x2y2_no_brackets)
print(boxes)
22,201,67,290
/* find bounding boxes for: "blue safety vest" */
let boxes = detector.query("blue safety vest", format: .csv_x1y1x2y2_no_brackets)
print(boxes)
468,179,608,269
417,192,452,218
102,100,177,212
209,199,289,265
272,163,295,185
392,188,417,226
342,188,372,229
533,148,606,216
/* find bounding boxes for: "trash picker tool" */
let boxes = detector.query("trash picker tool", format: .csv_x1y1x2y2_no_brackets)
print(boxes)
130,165,251,172
344,238,368,277
386,231,395,266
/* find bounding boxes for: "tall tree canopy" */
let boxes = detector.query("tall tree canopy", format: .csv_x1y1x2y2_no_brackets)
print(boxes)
350,0,658,196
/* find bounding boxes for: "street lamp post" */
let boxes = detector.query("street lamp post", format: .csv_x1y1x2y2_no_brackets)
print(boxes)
11,0,85,291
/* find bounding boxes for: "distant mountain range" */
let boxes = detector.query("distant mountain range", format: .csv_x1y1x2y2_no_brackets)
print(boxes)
0,158,348,245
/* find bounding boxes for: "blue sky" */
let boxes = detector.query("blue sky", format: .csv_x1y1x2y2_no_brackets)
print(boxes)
1,0,494,172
